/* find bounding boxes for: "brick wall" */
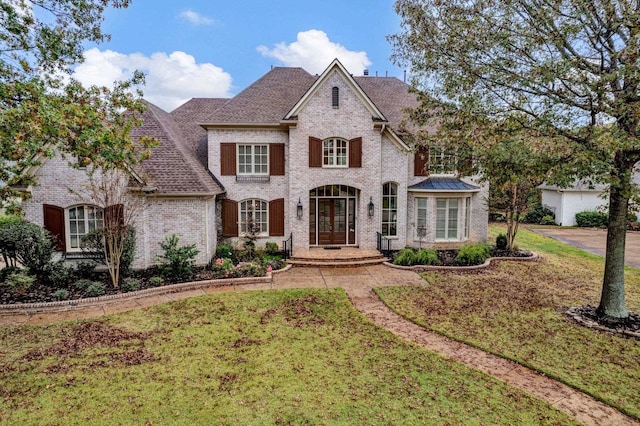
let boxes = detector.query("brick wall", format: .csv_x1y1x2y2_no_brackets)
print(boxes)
22,154,216,269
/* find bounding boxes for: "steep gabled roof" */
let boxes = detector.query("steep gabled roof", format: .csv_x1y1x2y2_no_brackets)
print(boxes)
171,98,228,168
132,101,223,196
284,59,387,122
205,67,317,125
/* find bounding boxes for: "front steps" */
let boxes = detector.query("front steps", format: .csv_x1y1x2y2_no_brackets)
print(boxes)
287,247,388,267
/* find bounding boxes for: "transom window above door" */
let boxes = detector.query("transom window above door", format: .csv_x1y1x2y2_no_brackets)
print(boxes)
238,144,268,175
323,138,348,167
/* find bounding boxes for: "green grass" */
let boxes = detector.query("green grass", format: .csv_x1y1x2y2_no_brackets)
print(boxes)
376,224,640,420
0,289,576,425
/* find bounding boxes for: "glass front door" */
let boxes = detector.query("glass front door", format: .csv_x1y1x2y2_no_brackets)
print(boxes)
318,199,347,245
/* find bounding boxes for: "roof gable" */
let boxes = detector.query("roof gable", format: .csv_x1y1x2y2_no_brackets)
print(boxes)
283,59,387,122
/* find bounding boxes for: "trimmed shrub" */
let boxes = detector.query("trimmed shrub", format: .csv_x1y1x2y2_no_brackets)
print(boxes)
156,234,199,282
393,248,417,266
44,261,74,288
210,257,236,278
122,278,141,292
52,289,70,301
5,270,35,295
415,248,439,265
75,261,97,279
74,278,95,291
214,242,234,260
149,276,165,287
0,220,54,274
495,234,508,251
0,265,21,282
540,215,556,225
455,243,491,266
85,281,106,297
265,242,280,256
575,211,608,228
522,205,555,224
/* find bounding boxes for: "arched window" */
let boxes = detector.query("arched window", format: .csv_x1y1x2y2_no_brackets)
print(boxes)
382,183,398,237
66,205,103,250
239,199,268,236
332,86,339,108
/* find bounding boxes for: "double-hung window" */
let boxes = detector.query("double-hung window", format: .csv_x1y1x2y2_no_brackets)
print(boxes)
238,145,268,175
239,199,268,236
323,138,348,167
435,197,471,241
67,205,103,251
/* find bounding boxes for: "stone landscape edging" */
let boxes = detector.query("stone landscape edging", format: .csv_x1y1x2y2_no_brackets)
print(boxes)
383,251,539,272
0,273,273,315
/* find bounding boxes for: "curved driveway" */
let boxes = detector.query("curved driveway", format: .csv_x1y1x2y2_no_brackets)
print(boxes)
531,227,640,269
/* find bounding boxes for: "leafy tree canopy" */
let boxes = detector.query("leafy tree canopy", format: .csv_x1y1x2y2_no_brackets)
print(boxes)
391,0,640,319
0,0,155,199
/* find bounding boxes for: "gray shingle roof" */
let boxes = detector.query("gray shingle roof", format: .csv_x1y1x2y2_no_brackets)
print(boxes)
170,98,228,168
205,66,418,132
210,67,317,124
408,177,480,191
131,101,223,195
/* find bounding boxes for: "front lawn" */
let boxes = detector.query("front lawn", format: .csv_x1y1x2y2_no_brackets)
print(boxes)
375,224,640,420
0,289,576,425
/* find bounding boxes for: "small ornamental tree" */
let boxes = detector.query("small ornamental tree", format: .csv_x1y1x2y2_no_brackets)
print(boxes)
77,168,144,288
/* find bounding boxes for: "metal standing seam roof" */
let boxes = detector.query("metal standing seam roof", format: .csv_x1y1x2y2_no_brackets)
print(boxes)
408,176,480,192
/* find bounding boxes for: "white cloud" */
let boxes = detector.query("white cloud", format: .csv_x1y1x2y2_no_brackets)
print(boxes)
257,30,372,75
73,48,233,111
178,9,215,26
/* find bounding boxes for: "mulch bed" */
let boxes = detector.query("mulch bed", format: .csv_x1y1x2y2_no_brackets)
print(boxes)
566,306,640,340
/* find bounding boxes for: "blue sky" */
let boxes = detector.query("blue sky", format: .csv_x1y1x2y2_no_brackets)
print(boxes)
73,1,405,111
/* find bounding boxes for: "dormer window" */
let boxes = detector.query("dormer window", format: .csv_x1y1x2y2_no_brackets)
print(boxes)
332,86,339,108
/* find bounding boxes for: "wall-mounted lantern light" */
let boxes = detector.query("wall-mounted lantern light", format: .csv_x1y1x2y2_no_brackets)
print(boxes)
368,197,375,218
297,197,303,218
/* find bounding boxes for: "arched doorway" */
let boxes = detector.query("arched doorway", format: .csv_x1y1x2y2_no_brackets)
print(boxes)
309,185,358,246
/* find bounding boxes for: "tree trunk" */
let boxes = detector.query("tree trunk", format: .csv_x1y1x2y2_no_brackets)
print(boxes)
597,159,631,320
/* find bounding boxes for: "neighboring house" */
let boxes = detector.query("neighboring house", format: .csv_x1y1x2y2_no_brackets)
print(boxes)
539,182,609,226
539,172,639,226
20,59,488,268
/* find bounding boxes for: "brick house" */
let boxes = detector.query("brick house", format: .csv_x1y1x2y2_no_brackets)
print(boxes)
21,59,488,268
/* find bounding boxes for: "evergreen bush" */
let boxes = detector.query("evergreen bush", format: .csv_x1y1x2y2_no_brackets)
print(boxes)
575,211,608,228
156,234,199,282
415,248,439,265
393,248,417,266
455,243,491,266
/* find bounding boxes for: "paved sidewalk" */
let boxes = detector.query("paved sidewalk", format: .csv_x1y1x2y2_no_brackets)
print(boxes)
531,227,640,269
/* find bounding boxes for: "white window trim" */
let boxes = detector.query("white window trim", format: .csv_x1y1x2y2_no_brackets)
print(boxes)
414,197,428,240
65,205,104,252
322,138,348,168
435,197,471,242
237,144,269,176
429,146,457,176
239,199,269,237
382,182,398,237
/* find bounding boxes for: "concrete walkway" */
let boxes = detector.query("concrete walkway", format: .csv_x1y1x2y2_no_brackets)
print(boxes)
1,264,637,425
532,227,640,269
